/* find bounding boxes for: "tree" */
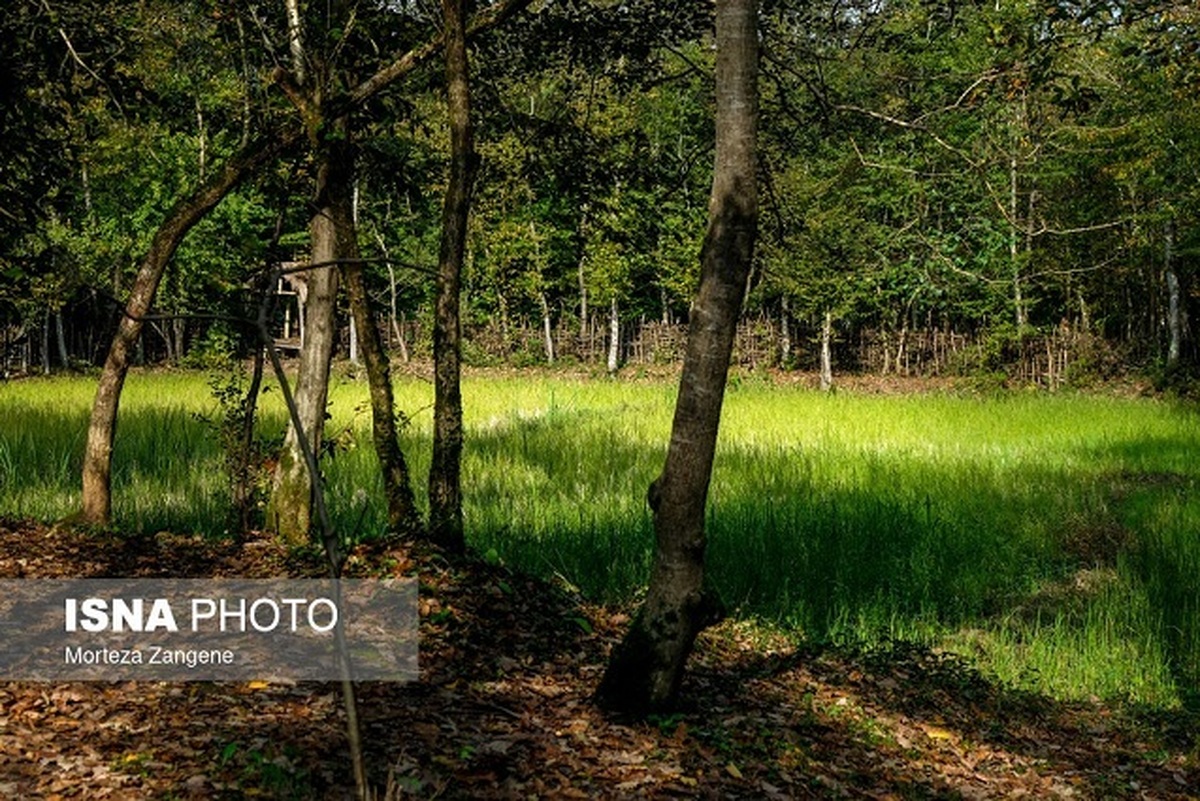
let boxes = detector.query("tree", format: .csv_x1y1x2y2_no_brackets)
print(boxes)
596,0,758,715
428,0,475,554
79,0,535,527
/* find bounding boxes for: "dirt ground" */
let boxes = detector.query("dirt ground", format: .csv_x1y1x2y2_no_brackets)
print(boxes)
0,518,1195,799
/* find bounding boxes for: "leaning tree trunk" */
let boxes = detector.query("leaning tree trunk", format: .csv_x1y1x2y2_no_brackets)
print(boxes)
596,0,758,716
428,0,474,554
268,135,349,545
344,248,422,535
80,132,295,524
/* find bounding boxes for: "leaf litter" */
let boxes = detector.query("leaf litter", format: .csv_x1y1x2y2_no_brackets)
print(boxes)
0,518,1195,799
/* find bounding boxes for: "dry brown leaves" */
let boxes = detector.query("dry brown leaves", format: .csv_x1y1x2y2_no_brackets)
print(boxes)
0,518,1196,799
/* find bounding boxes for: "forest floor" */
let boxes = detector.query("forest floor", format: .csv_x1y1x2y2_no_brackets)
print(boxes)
0,519,1196,800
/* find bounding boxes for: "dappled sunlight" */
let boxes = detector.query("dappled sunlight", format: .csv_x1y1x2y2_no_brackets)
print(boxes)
1,372,1198,708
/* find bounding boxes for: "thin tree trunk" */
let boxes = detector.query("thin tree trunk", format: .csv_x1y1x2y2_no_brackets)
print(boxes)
41,310,50,375
284,0,306,85
172,318,185,363
397,312,409,362
819,310,833,391
780,296,791,367
607,297,620,374
55,311,69,369
343,188,421,535
596,0,758,716
1166,219,1181,371
374,230,407,358
541,292,555,364
196,97,207,181
578,250,588,340
429,0,474,554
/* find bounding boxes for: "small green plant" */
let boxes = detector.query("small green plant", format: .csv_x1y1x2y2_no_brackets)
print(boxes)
195,366,275,534
647,712,686,737
218,740,313,799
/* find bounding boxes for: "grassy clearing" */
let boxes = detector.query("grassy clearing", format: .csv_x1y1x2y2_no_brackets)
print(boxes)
0,368,1197,709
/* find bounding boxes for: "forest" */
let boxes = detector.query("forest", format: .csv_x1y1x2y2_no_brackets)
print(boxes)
1,0,1199,798
2,0,1197,384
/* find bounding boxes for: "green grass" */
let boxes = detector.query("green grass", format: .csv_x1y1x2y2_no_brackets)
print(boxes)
1,368,1197,709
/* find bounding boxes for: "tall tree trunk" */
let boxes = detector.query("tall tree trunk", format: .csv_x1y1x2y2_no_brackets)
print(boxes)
428,0,473,554
80,132,294,525
596,0,758,716
578,252,589,340
268,135,348,545
344,241,421,534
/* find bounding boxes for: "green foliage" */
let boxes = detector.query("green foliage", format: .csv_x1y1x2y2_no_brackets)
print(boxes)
193,365,276,534
181,323,240,369
217,739,314,799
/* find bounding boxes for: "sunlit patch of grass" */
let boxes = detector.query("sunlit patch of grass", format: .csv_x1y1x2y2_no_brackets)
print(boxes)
1,369,1198,709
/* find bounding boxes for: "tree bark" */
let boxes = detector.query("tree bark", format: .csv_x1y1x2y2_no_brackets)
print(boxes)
607,297,620,374
428,0,474,554
596,0,758,716
268,135,348,545
541,291,555,364
1166,219,1181,371
819,309,833,391
80,131,295,524
78,0,535,527
780,295,791,366
40,310,50,375
55,310,69,369
344,258,421,535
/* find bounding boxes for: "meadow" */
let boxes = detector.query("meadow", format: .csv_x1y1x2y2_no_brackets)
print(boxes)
0,368,1197,710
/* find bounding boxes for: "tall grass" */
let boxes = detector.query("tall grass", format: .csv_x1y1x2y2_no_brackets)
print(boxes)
1,369,1197,709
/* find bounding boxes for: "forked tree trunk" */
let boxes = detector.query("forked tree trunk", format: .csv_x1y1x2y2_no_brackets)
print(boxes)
428,0,473,554
268,136,347,545
596,0,758,715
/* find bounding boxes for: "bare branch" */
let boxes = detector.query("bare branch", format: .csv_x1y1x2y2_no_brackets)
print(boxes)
345,0,535,110
836,103,981,168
